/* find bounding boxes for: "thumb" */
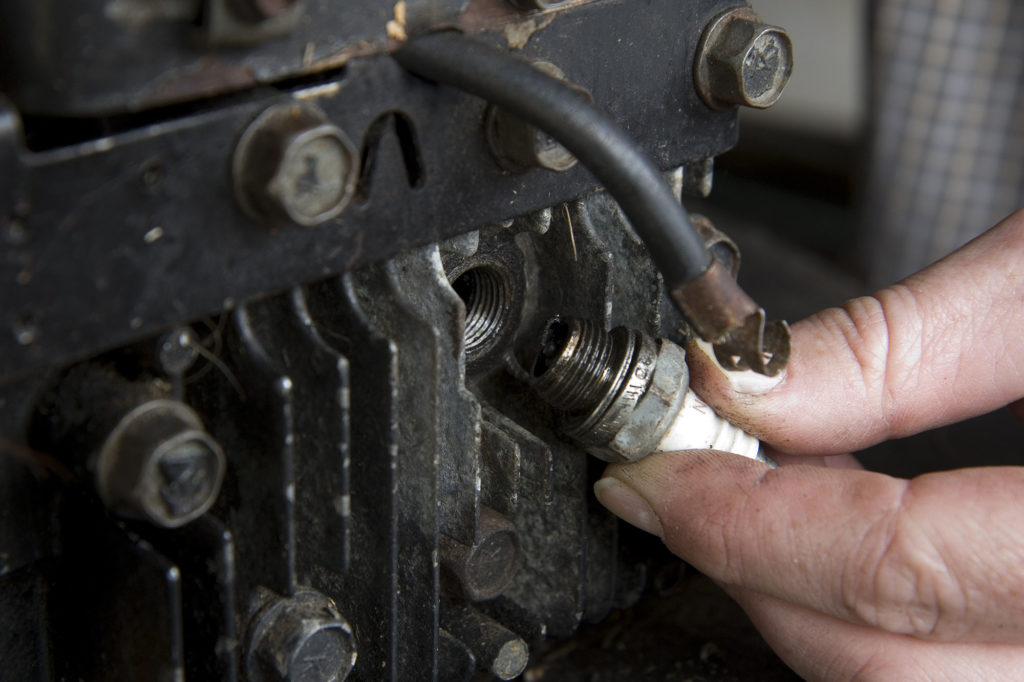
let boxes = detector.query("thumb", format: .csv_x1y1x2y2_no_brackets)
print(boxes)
687,209,1024,456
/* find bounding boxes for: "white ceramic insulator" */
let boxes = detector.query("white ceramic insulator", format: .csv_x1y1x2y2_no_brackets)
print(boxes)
655,389,762,461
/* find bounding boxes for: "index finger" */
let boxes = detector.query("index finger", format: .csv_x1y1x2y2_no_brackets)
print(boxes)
598,451,1024,644
688,209,1024,455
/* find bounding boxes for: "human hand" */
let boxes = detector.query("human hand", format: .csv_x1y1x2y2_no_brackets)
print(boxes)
595,209,1024,680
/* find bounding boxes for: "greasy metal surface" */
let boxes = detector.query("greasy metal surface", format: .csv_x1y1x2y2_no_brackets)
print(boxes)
0,171,698,680
0,0,740,382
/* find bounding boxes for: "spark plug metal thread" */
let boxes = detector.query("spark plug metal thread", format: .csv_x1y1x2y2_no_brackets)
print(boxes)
532,317,632,411
530,317,770,465
532,318,653,447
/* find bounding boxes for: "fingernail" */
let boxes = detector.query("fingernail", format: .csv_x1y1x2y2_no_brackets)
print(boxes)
593,477,663,537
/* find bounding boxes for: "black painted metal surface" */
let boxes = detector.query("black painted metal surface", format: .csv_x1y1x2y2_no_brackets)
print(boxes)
0,1,747,680
1,0,738,381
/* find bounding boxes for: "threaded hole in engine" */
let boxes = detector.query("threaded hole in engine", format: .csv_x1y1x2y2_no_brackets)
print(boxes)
452,266,510,356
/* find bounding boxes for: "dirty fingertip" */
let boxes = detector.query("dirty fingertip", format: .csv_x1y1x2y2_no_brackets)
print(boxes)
593,477,663,537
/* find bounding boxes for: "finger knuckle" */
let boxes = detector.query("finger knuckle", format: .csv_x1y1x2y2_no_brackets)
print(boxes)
842,482,967,639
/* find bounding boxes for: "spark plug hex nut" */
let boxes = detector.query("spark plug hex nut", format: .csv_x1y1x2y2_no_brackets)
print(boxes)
605,340,689,462
694,7,793,111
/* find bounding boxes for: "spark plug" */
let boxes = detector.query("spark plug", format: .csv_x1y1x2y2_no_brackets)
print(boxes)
529,317,774,465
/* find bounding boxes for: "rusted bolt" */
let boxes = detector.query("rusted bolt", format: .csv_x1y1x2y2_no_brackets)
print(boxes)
228,0,301,23
694,7,793,110
247,590,357,682
95,399,226,527
441,507,521,602
233,102,358,227
485,62,588,173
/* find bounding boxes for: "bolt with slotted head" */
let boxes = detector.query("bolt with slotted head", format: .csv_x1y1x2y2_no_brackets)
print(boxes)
694,7,793,110
234,102,358,227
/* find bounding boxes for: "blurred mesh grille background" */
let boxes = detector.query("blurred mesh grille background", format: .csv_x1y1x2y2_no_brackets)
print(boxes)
863,0,1024,285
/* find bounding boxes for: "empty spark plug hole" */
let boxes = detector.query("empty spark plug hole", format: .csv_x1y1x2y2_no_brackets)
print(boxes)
532,318,570,378
452,266,511,356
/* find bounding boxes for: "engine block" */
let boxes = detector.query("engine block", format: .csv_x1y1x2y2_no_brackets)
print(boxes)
0,1,790,679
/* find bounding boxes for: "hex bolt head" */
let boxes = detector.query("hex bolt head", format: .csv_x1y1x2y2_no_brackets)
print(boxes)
247,590,357,682
694,7,793,111
440,507,521,602
95,399,226,527
485,62,588,173
234,102,358,227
